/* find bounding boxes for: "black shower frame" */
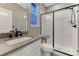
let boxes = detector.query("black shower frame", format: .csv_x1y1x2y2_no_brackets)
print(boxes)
40,4,79,56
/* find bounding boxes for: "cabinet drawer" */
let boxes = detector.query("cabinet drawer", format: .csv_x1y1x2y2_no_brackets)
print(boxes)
8,39,41,56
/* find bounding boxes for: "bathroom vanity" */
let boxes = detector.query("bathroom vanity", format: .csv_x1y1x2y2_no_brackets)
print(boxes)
0,35,47,56
7,37,41,56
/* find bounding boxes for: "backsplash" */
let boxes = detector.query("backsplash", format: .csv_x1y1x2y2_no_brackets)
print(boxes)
0,31,29,38
0,33,9,38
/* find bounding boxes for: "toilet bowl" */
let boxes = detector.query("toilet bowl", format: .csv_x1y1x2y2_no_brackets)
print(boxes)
41,43,53,56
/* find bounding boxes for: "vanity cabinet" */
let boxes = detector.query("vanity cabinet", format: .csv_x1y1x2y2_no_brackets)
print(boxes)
7,39,41,56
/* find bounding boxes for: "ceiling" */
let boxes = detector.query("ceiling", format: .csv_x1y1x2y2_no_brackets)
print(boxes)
43,3,56,8
17,3,57,10
17,3,28,10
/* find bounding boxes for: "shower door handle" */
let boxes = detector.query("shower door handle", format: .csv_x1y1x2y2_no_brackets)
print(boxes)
72,24,76,28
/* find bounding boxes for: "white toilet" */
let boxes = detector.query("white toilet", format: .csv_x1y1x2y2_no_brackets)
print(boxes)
41,43,54,56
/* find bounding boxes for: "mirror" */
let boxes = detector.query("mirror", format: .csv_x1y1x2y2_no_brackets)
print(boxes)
0,4,27,34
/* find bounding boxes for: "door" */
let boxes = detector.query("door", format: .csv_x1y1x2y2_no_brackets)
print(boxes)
41,13,53,45
54,7,78,55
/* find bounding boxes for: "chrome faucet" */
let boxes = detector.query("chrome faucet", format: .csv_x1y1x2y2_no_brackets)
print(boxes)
9,26,15,38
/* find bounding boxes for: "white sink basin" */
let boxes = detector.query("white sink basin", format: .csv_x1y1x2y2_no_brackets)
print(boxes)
6,37,32,45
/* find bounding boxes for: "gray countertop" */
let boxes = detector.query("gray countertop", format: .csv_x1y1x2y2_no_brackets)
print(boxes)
0,35,47,56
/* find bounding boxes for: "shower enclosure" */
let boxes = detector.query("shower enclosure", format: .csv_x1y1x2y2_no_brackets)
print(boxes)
40,4,79,56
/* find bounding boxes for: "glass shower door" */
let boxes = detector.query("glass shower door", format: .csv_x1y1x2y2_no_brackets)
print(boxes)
54,7,78,55
41,12,53,45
